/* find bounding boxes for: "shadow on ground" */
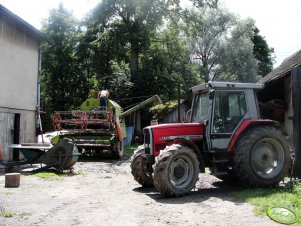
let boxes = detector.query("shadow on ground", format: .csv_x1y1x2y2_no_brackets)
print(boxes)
133,177,248,205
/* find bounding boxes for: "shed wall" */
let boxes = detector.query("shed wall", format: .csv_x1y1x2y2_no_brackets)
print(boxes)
0,15,39,111
0,14,39,161
160,105,190,123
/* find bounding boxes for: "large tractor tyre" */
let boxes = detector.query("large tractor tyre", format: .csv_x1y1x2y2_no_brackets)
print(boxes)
130,146,154,187
153,144,199,197
112,140,124,159
233,126,292,187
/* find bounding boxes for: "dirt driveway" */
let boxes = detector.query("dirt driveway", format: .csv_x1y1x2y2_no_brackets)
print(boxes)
0,153,279,226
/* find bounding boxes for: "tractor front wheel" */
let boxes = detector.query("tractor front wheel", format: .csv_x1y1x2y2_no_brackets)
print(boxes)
153,144,199,197
234,126,292,187
130,146,153,187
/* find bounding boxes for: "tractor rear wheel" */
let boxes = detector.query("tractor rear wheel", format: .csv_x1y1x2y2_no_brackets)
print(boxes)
130,146,153,187
153,144,199,197
234,126,292,187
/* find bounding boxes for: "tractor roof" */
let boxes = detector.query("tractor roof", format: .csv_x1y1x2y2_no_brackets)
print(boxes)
191,81,264,94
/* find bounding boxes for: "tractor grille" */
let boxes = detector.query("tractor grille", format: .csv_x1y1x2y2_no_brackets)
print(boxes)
144,128,151,155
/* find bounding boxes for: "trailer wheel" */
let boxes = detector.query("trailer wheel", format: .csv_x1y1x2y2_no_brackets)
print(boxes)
234,126,292,187
112,140,123,159
130,146,153,187
153,144,199,197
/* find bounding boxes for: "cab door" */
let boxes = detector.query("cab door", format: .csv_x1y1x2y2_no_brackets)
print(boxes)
209,90,248,151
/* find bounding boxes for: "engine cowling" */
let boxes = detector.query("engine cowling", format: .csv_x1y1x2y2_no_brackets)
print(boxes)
143,123,204,156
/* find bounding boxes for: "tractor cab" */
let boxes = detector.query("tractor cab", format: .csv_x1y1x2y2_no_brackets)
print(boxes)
190,81,264,152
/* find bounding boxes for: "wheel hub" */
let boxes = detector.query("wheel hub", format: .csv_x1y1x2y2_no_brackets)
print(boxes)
174,165,185,179
251,138,285,179
169,156,194,189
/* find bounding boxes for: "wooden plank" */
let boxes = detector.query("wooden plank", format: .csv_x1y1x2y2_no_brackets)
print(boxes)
292,67,301,178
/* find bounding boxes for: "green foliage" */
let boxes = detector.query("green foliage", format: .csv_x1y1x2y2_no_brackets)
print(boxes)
191,0,219,8
80,0,165,106
134,20,200,102
150,100,178,119
252,27,275,77
2,212,15,218
33,172,64,180
233,181,301,224
82,0,180,79
124,144,139,153
41,4,90,131
39,1,275,130
81,0,198,106
217,18,258,82
183,7,259,83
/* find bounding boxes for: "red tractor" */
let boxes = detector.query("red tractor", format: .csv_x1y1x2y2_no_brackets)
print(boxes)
131,81,292,197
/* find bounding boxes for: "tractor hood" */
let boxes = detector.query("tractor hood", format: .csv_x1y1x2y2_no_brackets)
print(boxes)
144,123,204,156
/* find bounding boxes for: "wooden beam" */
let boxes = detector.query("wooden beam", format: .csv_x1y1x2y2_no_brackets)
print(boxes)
292,67,301,178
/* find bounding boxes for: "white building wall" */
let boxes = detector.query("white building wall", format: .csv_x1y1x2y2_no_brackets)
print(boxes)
0,15,40,160
0,16,39,111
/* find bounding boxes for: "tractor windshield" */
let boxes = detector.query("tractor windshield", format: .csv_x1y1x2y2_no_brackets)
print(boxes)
191,92,210,123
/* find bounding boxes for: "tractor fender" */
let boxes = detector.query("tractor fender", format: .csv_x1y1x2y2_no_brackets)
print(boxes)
173,137,205,173
227,119,284,152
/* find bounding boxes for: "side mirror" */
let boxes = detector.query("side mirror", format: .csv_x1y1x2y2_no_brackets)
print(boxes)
209,89,215,100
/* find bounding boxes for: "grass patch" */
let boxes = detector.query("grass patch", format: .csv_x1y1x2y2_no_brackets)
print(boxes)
2,212,15,218
4,192,13,195
233,180,301,224
19,212,31,219
33,171,64,180
1,211,31,219
124,144,139,153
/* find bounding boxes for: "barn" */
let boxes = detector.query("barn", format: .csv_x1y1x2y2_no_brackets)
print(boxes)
258,49,301,177
0,5,48,161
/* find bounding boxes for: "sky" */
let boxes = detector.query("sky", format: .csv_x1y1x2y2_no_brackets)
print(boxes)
0,0,300,67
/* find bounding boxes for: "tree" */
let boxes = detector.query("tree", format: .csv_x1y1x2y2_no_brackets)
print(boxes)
135,19,200,102
252,27,274,77
41,4,88,130
183,7,259,82
217,19,259,82
83,0,180,82
191,0,219,8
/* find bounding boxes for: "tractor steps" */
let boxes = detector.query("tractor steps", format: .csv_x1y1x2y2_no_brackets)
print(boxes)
212,159,228,164
211,171,228,176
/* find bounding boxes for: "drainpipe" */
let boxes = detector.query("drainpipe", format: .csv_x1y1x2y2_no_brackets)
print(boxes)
37,48,41,110
36,48,42,141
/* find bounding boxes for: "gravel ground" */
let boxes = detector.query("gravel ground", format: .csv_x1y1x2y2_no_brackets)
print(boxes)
0,153,279,226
